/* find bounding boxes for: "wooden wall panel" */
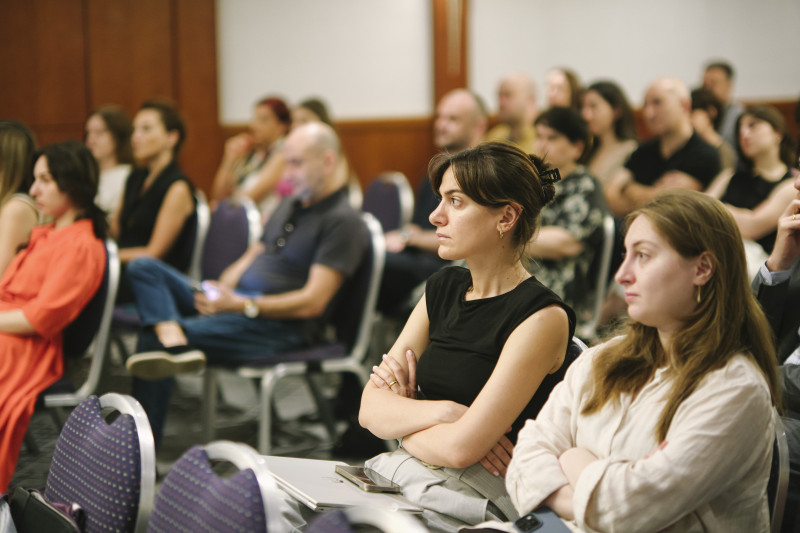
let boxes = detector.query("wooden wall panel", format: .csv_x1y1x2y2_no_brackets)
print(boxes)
86,0,174,114
432,0,468,105
0,0,86,132
339,118,435,190
173,0,223,193
0,0,220,194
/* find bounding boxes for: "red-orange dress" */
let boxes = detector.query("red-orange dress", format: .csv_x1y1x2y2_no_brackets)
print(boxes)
0,219,105,491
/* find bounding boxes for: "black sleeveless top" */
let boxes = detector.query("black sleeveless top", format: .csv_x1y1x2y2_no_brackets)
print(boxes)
417,266,576,442
722,168,793,252
118,161,196,272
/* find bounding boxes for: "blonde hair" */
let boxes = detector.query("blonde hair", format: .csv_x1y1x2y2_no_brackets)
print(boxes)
0,120,37,206
583,190,780,441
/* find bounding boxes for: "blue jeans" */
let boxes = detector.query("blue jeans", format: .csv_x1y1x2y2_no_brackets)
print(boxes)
126,257,308,446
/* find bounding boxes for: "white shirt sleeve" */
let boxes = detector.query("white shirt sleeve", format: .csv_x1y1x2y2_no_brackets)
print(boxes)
572,357,773,532
505,349,596,515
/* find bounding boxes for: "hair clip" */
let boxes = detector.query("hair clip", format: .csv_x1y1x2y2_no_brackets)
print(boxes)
540,167,562,185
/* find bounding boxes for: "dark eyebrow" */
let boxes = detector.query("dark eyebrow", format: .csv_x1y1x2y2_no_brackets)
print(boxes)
439,188,461,197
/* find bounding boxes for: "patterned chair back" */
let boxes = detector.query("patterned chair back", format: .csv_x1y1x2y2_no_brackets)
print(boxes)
148,443,274,532
45,394,155,533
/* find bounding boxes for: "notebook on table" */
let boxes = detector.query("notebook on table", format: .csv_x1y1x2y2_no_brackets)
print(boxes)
262,455,423,513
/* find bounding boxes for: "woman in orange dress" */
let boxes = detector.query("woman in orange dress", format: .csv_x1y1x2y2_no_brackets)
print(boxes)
0,140,107,491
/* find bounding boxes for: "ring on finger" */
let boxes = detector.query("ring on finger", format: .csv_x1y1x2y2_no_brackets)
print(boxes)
388,380,398,387
793,214,797,221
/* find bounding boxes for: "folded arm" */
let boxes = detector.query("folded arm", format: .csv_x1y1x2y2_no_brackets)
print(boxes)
726,179,796,241
526,227,584,260
399,305,569,469
359,296,468,439
574,367,772,531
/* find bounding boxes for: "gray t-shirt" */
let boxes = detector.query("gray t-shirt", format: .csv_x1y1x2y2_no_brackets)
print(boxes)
237,188,367,294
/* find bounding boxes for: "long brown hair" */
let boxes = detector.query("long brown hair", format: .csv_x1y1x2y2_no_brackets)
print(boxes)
0,120,37,206
583,190,780,441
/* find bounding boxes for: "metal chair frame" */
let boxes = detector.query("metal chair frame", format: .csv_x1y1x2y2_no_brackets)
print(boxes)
45,239,120,410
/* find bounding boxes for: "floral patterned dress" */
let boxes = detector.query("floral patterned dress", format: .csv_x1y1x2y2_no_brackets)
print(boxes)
528,167,609,327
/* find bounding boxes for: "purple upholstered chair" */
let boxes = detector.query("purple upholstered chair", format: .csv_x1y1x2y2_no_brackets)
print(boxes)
361,172,414,233
45,393,155,533
201,197,262,281
147,440,289,533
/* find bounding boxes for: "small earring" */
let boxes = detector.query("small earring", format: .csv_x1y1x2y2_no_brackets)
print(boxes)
499,229,504,240
696,285,702,304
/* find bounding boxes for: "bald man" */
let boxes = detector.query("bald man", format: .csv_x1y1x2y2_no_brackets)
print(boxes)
377,89,488,315
606,78,721,217
485,72,538,153
125,123,368,446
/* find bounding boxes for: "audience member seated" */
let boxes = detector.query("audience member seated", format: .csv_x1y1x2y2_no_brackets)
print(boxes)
210,96,291,215
123,123,367,447
545,68,582,110
291,97,333,129
527,107,610,329
291,97,358,205
377,88,488,316
500,190,779,532
359,142,576,532
690,87,738,173
580,81,638,186
606,78,721,217
0,120,38,276
708,105,798,264
111,99,196,303
753,165,800,532
485,72,538,153
85,105,134,216
0,140,107,492
702,60,746,148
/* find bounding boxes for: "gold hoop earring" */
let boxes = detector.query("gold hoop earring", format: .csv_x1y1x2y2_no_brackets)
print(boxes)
696,285,702,304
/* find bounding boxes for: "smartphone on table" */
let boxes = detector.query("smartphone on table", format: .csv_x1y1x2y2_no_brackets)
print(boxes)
334,465,402,493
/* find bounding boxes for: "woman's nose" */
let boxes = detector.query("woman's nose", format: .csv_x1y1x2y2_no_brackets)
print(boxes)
429,201,444,226
614,258,631,286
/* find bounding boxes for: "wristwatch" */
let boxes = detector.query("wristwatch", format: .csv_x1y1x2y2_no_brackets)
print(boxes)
243,298,259,318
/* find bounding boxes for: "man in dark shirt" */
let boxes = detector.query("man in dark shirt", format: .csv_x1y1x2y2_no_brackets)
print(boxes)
606,78,721,217
377,89,488,314
124,122,368,444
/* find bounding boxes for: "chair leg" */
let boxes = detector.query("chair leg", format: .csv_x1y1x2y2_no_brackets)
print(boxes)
304,370,338,444
201,369,218,443
258,371,282,454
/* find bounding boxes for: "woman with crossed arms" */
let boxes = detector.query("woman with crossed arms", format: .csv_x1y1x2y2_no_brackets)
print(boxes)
359,142,576,532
